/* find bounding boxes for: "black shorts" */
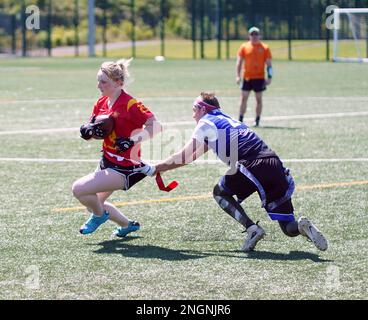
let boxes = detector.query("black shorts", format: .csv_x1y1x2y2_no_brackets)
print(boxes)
220,157,294,215
98,157,146,191
241,79,266,92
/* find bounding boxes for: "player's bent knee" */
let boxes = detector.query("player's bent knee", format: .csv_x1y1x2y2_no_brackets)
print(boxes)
213,184,229,211
213,183,226,198
213,184,219,197
278,222,292,237
213,183,232,205
278,221,299,237
72,180,84,198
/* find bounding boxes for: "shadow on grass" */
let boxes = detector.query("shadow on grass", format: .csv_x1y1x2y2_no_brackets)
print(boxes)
89,238,331,262
243,250,333,263
91,238,209,261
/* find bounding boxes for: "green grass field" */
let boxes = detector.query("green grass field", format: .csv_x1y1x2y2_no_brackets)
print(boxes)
0,57,367,300
51,39,368,61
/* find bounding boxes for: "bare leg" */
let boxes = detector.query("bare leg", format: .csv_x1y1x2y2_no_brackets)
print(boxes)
239,90,251,122
255,91,263,118
254,91,263,126
97,191,130,227
72,169,125,216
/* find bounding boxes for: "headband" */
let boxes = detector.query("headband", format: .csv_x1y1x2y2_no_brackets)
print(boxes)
194,97,220,112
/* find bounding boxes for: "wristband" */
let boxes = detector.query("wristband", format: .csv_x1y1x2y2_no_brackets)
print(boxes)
267,66,273,79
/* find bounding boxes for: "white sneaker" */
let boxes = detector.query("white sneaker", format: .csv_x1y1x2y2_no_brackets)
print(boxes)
298,217,328,251
241,224,265,252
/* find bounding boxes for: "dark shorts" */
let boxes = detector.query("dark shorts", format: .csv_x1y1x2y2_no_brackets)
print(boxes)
220,157,294,216
98,157,146,191
242,79,266,92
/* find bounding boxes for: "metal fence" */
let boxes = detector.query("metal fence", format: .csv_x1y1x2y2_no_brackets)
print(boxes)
0,0,367,60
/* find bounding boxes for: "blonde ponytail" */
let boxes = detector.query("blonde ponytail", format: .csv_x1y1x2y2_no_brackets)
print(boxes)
100,57,133,86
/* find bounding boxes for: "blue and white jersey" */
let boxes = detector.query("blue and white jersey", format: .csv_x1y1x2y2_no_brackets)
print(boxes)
192,109,276,165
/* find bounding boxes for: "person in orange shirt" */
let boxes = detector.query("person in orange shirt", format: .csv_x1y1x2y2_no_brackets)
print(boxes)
236,26,273,127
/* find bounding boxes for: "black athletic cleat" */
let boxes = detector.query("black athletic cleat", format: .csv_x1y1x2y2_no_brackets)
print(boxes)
254,116,260,127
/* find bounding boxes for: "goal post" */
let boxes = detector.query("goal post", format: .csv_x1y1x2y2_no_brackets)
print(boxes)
333,8,368,62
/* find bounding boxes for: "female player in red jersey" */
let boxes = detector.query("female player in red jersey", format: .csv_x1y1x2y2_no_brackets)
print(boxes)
72,58,162,237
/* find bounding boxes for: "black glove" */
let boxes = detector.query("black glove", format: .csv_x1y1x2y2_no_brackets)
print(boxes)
80,123,93,140
115,137,135,153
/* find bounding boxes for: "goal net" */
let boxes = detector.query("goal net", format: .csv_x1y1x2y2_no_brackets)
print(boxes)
333,8,368,62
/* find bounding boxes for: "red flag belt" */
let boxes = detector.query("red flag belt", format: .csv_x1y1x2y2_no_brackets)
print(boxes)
155,173,178,192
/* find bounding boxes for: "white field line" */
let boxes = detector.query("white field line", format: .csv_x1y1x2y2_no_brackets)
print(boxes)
2,96,368,105
0,98,95,105
0,158,98,163
1,111,368,135
0,158,367,164
0,127,78,135
163,111,368,126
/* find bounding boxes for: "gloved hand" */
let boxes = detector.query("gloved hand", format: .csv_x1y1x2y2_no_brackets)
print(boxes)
115,137,135,153
133,163,156,176
91,121,108,138
80,123,93,140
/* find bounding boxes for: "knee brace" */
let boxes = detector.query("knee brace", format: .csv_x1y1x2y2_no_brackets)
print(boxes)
213,183,253,228
213,184,230,210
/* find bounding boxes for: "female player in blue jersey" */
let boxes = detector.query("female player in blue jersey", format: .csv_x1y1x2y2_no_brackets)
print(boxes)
135,92,328,253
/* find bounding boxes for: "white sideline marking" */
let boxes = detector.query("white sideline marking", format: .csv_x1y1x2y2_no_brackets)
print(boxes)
163,111,368,126
0,158,367,163
0,98,95,105
2,96,368,105
0,127,78,135
251,111,368,121
193,158,368,163
1,111,368,135
0,158,98,163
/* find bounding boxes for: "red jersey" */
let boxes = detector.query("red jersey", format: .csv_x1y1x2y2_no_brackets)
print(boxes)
90,90,153,167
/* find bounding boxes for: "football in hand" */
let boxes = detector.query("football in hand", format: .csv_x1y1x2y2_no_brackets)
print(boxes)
92,114,115,139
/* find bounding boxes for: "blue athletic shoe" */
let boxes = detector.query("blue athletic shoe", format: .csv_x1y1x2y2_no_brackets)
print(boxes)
114,220,140,238
79,211,109,235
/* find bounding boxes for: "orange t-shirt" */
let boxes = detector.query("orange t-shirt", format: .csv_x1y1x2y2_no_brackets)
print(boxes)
237,41,272,80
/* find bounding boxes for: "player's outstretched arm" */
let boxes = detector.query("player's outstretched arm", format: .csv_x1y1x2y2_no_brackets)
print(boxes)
157,138,208,172
136,138,208,176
